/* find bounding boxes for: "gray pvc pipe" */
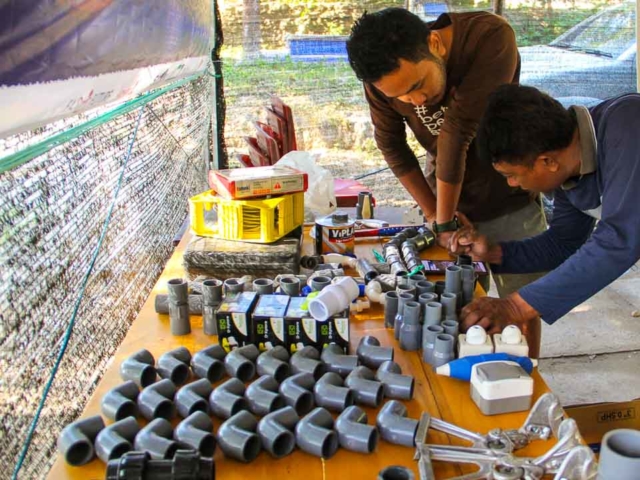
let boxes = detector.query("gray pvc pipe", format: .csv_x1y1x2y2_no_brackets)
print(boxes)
422,324,444,365
157,347,192,386
174,411,216,457
310,275,332,291
344,366,384,407
357,336,394,369
375,361,415,401
335,406,378,454
217,410,261,463
175,378,212,418
209,377,249,419
191,345,226,382
134,418,178,460
154,294,203,315
57,415,105,466
424,301,442,327
225,344,259,382
295,407,339,458
395,272,409,286
101,381,139,421
202,278,223,305
279,372,316,415
280,276,301,296
245,375,286,416
462,278,475,306
376,400,418,447
394,293,414,341
224,277,245,295
290,345,324,380
384,291,399,329
313,372,354,412
395,283,416,298
253,278,275,294
94,416,139,463
440,292,457,321
256,346,290,383
408,274,426,286
415,281,435,296
442,320,459,340
598,429,640,480
444,265,462,294
168,278,191,336
399,301,422,352
167,278,189,303
120,349,157,388
378,466,416,480
257,406,300,458
433,334,455,368
138,379,177,421
321,344,359,378
435,280,445,296
418,293,437,314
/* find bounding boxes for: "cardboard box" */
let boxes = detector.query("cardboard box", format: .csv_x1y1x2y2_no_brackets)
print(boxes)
284,297,350,354
208,165,308,200
216,291,259,351
253,294,290,351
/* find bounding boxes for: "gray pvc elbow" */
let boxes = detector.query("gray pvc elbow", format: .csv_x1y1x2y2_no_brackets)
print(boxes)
245,375,286,416
120,349,156,388
335,405,379,454
225,344,260,382
95,416,140,463
57,415,105,466
256,346,290,383
279,372,315,415
313,372,354,412
345,366,384,407
191,345,226,382
175,378,212,418
257,406,300,458
138,379,177,421
217,410,261,463
295,407,339,459
290,346,324,380
376,400,418,447
375,361,415,401
174,411,216,457
101,381,139,421
157,347,192,386
209,377,249,419
356,336,394,369
321,344,359,377
134,418,178,460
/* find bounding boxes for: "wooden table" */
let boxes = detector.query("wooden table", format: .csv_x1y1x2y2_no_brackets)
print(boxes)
48,226,559,480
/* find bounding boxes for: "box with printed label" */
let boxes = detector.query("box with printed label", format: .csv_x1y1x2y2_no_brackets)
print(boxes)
284,297,350,354
216,291,258,352
252,294,290,351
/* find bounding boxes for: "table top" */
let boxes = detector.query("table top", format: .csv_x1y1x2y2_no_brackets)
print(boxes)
47,225,558,480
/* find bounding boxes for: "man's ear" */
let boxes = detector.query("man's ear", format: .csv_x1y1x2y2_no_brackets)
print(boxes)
540,155,560,172
428,32,446,56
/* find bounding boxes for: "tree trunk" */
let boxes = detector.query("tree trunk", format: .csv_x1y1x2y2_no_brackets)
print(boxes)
242,0,261,58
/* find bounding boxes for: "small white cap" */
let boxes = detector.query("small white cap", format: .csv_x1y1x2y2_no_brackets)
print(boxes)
502,325,523,345
466,325,487,345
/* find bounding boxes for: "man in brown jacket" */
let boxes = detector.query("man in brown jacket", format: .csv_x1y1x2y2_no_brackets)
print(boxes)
346,8,546,300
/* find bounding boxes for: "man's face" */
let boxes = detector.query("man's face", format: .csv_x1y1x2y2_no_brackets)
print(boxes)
494,158,564,193
373,57,447,107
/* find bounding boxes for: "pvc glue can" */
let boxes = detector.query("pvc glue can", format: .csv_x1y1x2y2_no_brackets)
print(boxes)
314,212,355,256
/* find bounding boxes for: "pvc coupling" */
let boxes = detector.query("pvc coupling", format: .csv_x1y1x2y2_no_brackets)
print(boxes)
335,406,378,454
174,411,216,457
290,346,324,380
257,406,300,458
256,346,290,383
191,345,226,383
245,375,286,416
279,372,315,415
95,416,140,463
224,344,259,382
308,276,360,321
217,410,261,463
134,418,178,460
321,344,358,378
138,379,177,421
120,349,156,388
209,377,249,419
157,347,192,386
375,361,415,401
295,407,339,459
345,366,384,408
175,378,212,418
313,372,354,413
357,336,394,369
376,400,418,447
167,278,191,336
101,381,139,421
57,415,105,466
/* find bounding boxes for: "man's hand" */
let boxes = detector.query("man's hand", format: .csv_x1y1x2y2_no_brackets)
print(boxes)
460,293,539,334
449,212,500,262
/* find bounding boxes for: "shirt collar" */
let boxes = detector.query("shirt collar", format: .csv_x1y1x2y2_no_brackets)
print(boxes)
562,105,597,190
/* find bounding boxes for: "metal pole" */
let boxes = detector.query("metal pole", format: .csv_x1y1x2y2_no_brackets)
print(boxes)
493,0,504,17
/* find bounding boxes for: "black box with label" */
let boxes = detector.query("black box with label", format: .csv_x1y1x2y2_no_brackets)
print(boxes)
284,297,350,354
216,291,259,351
252,294,290,351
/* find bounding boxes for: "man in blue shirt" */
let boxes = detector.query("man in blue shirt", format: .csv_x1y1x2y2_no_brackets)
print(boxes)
452,84,640,340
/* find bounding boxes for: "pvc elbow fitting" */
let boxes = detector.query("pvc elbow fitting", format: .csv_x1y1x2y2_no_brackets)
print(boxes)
134,418,178,460
357,336,394,369
365,279,385,305
345,366,384,407
245,375,286,416
217,410,261,463
256,346,290,383
95,416,140,463
101,381,139,421
257,406,300,458
191,345,226,382
313,372,354,413
279,372,315,415
323,253,357,269
137,379,177,421
57,415,105,466
209,377,249,419
120,349,157,388
157,347,192,386
321,344,359,378
308,276,359,321
375,361,415,400
174,411,216,457
290,346,324,380
175,378,213,418
224,344,259,382
295,407,339,459
335,405,379,454
376,400,418,447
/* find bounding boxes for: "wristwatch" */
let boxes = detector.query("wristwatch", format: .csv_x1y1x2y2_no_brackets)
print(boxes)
432,216,460,235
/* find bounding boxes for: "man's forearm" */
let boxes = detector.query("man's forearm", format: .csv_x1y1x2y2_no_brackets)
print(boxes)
436,179,462,223
397,168,437,222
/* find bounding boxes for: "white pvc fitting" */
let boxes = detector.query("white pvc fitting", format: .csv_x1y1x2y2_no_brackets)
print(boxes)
322,254,358,269
308,277,359,321
364,280,385,305
466,325,488,345
502,325,523,345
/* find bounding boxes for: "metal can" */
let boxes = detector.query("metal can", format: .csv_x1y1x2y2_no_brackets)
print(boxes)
314,212,355,256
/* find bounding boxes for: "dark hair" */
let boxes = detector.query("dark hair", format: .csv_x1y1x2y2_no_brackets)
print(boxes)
476,84,577,168
346,8,435,83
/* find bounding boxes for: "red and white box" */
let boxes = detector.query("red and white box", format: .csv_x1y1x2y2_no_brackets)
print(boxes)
208,165,309,200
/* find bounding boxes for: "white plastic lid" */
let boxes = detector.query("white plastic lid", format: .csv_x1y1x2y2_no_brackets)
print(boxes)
502,325,523,345
466,325,487,345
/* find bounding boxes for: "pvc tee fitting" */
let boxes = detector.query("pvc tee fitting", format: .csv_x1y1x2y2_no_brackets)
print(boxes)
120,349,156,388
245,375,286,416
157,347,192,386
154,294,203,315
313,372,354,412
336,406,378,454
321,344,359,378
290,346,324,380
279,372,316,415
101,381,139,421
209,377,249,419
225,344,259,382
191,345,226,382
218,410,261,463
138,379,177,421
134,418,178,460
57,415,105,466
376,400,419,447
308,276,360,321
95,417,140,463
357,336,394,369
257,406,300,458
375,361,415,401
256,346,290,383
295,407,339,459
175,378,212,418
174,411,216,457
345,366,384,408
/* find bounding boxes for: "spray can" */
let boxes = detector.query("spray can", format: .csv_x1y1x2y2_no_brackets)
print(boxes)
314,212,355,256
